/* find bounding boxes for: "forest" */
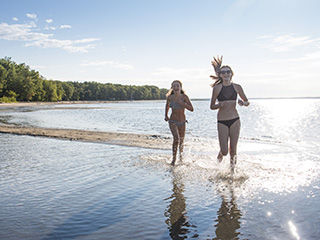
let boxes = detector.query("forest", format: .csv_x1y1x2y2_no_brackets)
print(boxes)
0,57,168,103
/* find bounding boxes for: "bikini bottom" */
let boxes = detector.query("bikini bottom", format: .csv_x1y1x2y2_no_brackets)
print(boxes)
218,117,240,129
169,119,188,127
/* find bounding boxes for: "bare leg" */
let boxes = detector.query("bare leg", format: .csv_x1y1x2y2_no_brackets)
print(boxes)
217,123,229,162
229,119,241,165
178,124,186,161
169,122,180,166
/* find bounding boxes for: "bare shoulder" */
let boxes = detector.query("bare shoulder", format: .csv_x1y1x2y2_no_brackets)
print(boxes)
183,93,190,100
213,84,223,93
232,83,243,91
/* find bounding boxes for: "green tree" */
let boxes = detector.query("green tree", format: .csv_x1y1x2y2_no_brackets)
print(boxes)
61,82,75,101
0,57,168,102
32,78,46,101
43,80,58,102
20,76,35,101
0,65,7,95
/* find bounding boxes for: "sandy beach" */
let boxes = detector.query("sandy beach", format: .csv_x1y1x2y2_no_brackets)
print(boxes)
0,101,173,149
0,124,171,150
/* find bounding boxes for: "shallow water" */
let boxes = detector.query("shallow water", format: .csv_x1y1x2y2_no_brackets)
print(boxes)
1,99,320,239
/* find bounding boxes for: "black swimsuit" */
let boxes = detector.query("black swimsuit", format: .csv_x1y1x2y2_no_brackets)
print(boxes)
218,117,239,128
217,84,237,101
217,84,240,128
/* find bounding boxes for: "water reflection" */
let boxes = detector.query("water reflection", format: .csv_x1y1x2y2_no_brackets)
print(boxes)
213,184,241,240
164,166,244,239
164,170,198,239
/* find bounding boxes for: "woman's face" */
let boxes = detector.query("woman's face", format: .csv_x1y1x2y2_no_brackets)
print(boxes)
171,81,182,92
220,67,232,81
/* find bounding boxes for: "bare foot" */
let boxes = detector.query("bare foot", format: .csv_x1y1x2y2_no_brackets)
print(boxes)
171,158,176,166
179,153,183,162
230,155,237,165
230,156,237,173
217,152,223,162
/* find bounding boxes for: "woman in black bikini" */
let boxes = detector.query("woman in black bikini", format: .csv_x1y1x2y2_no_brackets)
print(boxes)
165,80,194,166
210,56,249,168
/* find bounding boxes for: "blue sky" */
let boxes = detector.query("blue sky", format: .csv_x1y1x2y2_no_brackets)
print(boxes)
1,0,320,98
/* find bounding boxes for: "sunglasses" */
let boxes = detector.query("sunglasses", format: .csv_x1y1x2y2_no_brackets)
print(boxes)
220,70,231,74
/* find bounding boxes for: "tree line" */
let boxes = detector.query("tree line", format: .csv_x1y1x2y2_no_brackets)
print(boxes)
0,57,168,103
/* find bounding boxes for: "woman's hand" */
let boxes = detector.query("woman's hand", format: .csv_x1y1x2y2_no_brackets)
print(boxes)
238,99,249,106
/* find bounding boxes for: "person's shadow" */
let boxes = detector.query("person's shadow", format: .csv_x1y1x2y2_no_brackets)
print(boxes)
213,183,242,240
163,169,198,239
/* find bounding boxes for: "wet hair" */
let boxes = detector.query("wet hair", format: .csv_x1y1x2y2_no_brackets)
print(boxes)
166,80,185,97
210,56,234,87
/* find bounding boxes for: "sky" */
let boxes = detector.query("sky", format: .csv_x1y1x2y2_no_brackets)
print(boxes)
1,0,320,98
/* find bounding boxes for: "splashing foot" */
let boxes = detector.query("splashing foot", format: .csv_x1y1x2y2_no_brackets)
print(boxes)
217,152,223,162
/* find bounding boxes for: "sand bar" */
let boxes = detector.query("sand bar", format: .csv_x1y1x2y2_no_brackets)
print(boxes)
0,124,171,150
0,101,171,149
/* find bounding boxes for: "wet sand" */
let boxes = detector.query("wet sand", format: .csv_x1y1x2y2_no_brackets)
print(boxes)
0,101,173,149
0,124,171,150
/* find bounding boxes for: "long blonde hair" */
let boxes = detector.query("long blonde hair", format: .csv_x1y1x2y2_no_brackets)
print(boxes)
166,80,185,97
210,56,234,87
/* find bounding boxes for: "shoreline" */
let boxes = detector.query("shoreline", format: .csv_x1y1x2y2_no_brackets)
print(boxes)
0,100,165,108
0,100,173,150
0,124,171,150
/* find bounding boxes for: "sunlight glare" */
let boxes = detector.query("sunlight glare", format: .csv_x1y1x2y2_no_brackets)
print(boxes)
257,99,317,140
288,221,300,240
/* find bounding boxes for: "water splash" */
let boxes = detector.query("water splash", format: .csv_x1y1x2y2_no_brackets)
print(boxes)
139,138,320,198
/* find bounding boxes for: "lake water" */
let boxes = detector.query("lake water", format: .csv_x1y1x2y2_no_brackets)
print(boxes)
1,99,320,239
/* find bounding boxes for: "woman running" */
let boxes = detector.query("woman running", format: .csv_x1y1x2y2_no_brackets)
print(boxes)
165,80,194,166
210,56,249,169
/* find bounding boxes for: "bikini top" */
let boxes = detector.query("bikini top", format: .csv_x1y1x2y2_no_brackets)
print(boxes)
170,101,184,109
217,84,237,101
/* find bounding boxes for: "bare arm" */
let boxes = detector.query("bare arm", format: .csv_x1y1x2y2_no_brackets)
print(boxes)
181,95,194,112
165,97,170,121
235,84,250,107
210,85,221,110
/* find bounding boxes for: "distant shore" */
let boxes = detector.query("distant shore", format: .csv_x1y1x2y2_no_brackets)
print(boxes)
0,100,165,108
1,97,319,108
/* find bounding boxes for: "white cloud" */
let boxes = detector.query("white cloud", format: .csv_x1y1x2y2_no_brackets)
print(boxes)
257,33,320,52
12,17,18,21
25,38,99,53
0,22,100,53
74,38,98,44
0,22,50,41
26,13,37,20
122,46,127,52
81,60,134,70
46,19,53,24
44,26,56,30
60,25,72,29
